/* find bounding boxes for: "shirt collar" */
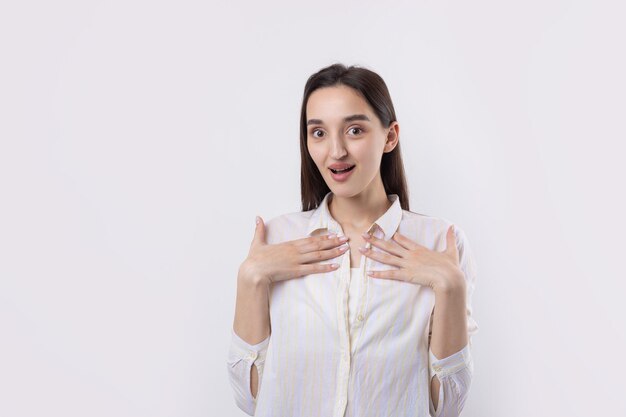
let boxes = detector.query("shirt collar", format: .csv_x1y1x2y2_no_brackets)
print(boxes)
306,191,403,240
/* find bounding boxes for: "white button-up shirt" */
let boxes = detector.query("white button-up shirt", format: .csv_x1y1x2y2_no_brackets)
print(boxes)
227,191,479,416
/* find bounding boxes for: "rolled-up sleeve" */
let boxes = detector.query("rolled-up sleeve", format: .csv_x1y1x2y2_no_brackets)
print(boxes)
226,328,270,416
428,343,474,417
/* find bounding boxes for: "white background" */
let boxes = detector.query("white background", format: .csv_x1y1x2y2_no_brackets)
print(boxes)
1,1,625,416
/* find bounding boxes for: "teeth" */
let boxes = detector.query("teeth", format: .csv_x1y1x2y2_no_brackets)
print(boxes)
331,166,353,173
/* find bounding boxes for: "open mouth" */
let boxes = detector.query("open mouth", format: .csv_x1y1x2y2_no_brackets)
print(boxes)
329,165,355,174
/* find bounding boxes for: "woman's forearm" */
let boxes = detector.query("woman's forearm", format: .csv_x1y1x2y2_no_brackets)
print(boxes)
233,267,271,345
430,281,468,360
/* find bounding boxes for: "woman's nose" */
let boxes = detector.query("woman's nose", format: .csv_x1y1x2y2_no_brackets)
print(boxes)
329,136,347,159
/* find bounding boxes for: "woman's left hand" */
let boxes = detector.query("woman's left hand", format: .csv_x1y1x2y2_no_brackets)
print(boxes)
359,225,465,292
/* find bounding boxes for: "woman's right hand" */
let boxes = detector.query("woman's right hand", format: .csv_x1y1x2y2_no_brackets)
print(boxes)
239,216,350,285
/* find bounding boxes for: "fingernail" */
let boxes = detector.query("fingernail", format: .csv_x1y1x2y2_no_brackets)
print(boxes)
361,233,370,239
256,216,260,225
328,233,337,239
339,236,348,242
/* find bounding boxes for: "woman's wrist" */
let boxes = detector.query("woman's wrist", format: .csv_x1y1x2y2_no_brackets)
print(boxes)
238,263,269,287
432,267,466,295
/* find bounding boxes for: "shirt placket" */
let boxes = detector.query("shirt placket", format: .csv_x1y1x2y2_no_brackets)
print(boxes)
349,224,379,354
328,217,349,417
332,221,379,417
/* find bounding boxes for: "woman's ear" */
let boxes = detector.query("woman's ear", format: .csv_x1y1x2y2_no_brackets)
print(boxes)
384,121,400,152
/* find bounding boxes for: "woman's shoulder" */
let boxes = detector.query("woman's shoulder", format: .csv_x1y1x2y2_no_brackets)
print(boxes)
400,209,472,249
261,210,313,245
401,208,457,230
263,208,312,227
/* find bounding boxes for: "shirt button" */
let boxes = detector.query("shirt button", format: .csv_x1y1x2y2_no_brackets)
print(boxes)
357,314,364,321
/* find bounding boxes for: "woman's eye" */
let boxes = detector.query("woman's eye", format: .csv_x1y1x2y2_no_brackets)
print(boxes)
349,127,363,135
311,129,324,138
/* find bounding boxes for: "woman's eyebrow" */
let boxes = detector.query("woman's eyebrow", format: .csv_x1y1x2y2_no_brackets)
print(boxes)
307,114,370,126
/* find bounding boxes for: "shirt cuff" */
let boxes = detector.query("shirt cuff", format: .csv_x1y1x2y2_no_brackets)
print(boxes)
230,328,270,363
428,343,472,378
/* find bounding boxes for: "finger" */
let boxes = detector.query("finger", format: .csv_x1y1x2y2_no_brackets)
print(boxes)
291,232,340,247
366,267,406,282
362,233,406,257
252,216,266,246
296,262,340,277
358,246,404,268
299,235,349,253
391,231,423,251
300,243,348,264
445,225,459,259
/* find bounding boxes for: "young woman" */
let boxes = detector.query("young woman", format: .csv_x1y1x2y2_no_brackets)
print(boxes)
227,63,479,417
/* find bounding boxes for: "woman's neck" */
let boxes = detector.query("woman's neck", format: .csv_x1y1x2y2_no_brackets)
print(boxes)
328,186,391,232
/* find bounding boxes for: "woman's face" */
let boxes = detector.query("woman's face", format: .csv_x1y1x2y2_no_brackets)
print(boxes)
306,84,398,197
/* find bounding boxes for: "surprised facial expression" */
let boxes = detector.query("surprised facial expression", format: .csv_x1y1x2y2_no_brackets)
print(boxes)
306,84,397,196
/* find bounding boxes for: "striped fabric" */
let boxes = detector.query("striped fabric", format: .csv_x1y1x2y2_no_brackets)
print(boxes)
227,191,479,417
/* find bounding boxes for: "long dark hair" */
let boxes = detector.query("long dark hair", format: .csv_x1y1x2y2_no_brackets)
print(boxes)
299,63,410,212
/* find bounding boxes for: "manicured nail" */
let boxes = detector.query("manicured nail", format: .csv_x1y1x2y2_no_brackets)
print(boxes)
361,233,371,239
328,233,337,239
339,236,348,242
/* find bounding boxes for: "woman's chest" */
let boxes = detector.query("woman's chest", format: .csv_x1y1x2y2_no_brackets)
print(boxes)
268,269,435,349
